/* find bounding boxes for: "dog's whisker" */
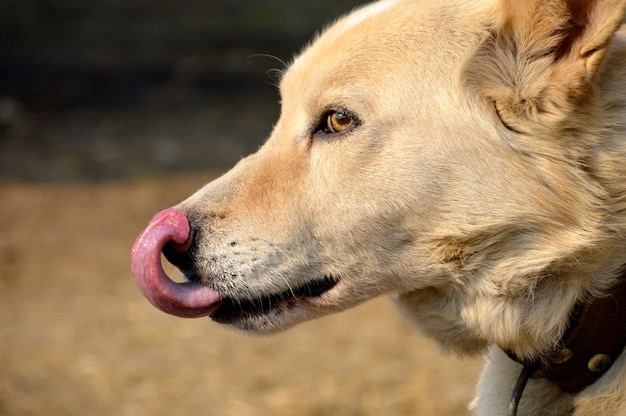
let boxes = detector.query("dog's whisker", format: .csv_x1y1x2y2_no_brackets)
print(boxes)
280,275,298,300
247,53,287,68
244,54,287,87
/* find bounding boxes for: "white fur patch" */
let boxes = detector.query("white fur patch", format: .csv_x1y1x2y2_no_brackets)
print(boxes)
340,0,402,32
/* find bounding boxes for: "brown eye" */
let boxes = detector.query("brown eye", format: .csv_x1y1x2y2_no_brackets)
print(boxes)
327,112,354,133
312,109,359,137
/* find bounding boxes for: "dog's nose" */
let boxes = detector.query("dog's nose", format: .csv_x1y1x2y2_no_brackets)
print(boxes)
162,223,197,272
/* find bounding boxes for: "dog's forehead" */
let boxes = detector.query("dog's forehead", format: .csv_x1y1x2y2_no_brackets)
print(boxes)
283,1,411,82
279,1,414,114
279,0,493,113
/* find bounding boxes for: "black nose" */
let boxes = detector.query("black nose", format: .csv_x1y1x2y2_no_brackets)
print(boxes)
162,225,198,274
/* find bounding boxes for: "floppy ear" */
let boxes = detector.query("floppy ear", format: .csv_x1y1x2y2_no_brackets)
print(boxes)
465,0,626,134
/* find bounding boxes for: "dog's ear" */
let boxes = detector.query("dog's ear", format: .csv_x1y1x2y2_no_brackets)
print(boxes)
465,0,626,134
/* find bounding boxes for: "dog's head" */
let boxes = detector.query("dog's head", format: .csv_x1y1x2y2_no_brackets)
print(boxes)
132,0,626,355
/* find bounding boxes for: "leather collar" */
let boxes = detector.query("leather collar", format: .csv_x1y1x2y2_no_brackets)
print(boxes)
506,266,626,394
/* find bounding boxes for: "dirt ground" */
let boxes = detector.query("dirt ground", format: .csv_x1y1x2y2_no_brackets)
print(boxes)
0,173,482,416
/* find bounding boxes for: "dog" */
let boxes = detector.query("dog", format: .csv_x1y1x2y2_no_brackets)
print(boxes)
131,0,626,414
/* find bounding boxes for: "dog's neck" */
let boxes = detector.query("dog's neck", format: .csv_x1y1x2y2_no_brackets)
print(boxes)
506,266,626,393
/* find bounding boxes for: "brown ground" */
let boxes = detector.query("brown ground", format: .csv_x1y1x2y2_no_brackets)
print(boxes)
0,173,482,416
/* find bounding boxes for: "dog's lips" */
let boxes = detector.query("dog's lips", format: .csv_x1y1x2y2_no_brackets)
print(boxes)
211,275,339,324
131,208,224,318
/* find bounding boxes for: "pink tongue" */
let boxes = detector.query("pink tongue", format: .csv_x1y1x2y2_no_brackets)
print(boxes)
131,208,223,318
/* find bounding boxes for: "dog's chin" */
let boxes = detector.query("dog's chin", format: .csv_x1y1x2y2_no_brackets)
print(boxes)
208,275,339,333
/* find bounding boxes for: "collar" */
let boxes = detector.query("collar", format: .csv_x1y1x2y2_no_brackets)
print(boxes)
505,266,626,414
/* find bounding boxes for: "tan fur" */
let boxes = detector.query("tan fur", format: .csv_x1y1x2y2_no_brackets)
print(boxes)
173,0,626,414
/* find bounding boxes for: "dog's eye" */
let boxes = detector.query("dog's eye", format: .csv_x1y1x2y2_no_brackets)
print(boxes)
326,112,355,133
312,109,359,138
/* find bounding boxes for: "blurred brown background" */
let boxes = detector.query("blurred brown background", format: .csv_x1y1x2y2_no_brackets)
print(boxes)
0,1,481,415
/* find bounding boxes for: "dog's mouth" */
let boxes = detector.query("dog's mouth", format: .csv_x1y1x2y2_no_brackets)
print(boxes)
211,275,339,324
131,207,340,322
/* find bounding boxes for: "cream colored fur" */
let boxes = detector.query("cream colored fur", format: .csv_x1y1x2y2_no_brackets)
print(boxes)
174,0,626,414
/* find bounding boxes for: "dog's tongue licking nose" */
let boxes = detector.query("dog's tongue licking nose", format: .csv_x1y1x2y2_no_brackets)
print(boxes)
131,208,223,318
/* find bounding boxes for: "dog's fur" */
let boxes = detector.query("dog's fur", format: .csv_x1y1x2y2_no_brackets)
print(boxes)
173,0,626,414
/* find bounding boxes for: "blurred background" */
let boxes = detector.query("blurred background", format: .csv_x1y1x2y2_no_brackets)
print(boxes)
0,1,481,415
0,0,364,181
